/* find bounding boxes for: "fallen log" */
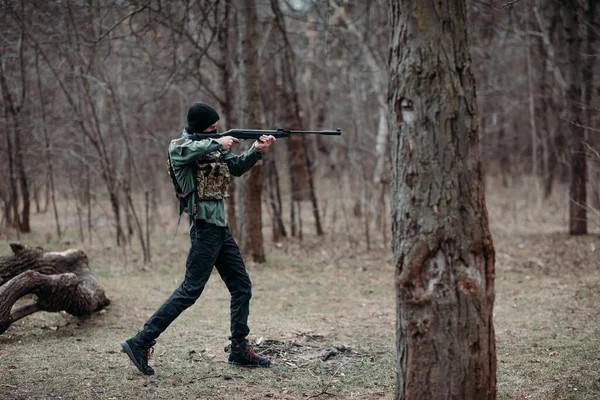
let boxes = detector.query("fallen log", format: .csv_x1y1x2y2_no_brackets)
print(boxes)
0,243,110,334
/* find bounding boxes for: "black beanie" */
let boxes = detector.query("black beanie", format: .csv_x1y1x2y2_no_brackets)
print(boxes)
186,102,220,134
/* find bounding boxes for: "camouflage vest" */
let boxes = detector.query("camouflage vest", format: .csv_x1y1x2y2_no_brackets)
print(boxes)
194,151,231,200
167,151,231,210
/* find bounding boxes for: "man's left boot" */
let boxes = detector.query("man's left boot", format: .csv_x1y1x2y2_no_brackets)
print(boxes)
228,339,271,367
121,335,156,375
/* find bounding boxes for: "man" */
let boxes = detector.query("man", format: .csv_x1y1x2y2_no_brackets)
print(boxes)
121,102,275,375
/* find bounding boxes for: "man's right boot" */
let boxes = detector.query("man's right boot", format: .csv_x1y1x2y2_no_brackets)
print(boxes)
228,339,271,367
120,335,156,375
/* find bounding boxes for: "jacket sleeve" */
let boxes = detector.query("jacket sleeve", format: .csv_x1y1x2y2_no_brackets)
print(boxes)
169,137,222,167
222,144,263,177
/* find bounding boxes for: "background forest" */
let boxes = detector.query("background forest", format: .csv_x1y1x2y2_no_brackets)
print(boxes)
0,1,599,399
1,0,597,251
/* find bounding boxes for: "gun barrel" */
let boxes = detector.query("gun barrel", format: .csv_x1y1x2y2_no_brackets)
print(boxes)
289,129,342,135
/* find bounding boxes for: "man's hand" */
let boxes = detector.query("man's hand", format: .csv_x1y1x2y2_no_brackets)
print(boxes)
217,136,240,150
255,135,276,152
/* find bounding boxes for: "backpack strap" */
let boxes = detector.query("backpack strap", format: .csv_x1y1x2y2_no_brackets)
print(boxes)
168,152,198,240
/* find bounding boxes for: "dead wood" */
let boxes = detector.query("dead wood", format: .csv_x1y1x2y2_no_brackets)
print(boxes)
0,243,110,334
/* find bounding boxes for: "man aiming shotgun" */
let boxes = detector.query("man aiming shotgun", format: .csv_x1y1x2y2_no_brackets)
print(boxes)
121,102,341,374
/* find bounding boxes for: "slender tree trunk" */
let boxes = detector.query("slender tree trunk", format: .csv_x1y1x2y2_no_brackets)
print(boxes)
539,51,554,199
266,158,287,241
145,190,151,265
565,2,587,235
68,174,85,243
84,138,92,241
4,115,20,230
32,183,41,214
12,25,30,233
219,0,239,237
13,114,30,233
526,5,538,180
0,60,25,232
109,190,125,246
584,0,598,214
301,136,324,235
388,1,496,399
240,0,265,262
43,177,50,214
536,4,564,197
36,53,61,239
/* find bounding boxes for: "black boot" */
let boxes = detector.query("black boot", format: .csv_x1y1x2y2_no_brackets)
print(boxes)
228,339,271,367
121,335,156,375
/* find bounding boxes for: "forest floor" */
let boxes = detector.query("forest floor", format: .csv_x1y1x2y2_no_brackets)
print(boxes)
0,181,599,400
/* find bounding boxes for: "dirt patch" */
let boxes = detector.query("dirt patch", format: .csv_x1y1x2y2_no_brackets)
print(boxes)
246,336,373,363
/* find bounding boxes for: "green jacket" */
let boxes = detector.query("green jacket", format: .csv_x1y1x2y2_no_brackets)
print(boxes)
168,130,263,228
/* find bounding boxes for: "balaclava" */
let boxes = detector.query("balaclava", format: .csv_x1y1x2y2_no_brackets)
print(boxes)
186,102,220,134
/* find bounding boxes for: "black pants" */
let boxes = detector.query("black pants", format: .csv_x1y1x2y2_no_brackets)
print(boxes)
138,220,252,343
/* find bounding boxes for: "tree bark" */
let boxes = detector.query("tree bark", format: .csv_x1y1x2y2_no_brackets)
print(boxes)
0,243,110,334
388,1,496,399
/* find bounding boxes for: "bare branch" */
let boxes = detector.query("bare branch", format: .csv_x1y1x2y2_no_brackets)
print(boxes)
583,142,600,161
503,0,522,8
95,1,151,42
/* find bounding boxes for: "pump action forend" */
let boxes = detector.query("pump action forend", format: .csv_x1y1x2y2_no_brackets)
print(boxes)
189,128,342,141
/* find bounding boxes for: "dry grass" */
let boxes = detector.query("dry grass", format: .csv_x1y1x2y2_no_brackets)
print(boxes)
1,224,397,399
0,178,599,399
493,232,600,400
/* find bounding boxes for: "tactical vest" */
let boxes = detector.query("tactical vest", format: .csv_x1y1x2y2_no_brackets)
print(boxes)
167,151,231,216
194,151,231,200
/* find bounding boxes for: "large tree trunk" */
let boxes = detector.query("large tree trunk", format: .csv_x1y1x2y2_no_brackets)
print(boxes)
0,243,110,334
565,2,588,235
388,1,496,399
